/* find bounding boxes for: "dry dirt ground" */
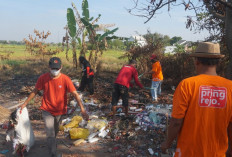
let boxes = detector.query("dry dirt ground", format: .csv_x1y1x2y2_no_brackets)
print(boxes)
0,72,174,157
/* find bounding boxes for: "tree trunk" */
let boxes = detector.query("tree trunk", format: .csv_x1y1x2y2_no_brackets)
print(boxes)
93,50,99,73
65,32,69,61
72,40,78,68
225,0,232,79
80,31,87,57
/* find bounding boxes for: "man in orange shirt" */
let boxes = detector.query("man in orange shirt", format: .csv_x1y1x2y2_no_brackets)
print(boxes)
147,54,163,102
161,42,232,157
20,57,89,157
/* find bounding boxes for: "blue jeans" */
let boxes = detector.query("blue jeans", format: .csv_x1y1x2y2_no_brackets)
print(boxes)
151,81,162,100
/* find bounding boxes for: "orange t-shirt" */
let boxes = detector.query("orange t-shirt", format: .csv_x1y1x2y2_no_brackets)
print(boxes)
35,73,76,116
172,74,232,157
152,61,163,81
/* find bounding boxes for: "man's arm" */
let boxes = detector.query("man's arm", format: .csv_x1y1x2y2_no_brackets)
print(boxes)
161,117,184,153
227,122,232,157
72,91,89,120
133,69,143,88
20,88,39,110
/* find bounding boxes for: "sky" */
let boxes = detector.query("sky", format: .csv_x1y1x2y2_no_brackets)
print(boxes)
0,0,209,43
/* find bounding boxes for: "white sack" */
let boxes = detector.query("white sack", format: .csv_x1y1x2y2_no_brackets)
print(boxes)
14,107,34,152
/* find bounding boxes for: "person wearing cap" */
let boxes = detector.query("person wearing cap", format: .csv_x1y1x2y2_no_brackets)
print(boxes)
146,54,163,102
161,42,232,156
78,56,94,95
20,57,89,157
110,59,143,118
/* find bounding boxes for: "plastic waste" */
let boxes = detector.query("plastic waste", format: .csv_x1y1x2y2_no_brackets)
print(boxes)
88,132,99,141
89,115,99,119
149,112,161,124
86,119,108,131
69,128,89,139
1,121,8,129
148,148,154,155
63,116,83,131
135,108,142,112
61,118,71,125
88,138,99,143
74,82,80,88
129,107,136,110
135,126,140,131
117,108,122,113
79,120,87,127
119,113,125,116
98,130,108,138
73,139,85,146
70,100,77,107
98,127,108,138
12,108,34,152
0,150,9,154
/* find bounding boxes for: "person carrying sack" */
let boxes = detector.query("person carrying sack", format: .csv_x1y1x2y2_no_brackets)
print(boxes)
20,57,89,157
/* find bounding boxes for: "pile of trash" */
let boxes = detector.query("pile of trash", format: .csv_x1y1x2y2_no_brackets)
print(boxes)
61,86,176,156
135,104,172,131
59,115,109,145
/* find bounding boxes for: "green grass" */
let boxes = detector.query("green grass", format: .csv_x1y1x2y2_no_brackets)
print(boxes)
102,49,126,62
0,44,127,72
0,44,30,58
0,60,27,65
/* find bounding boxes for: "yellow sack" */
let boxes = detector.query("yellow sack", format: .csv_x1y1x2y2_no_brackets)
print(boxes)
59,125,64,131
63,116,83,130
70,128,89,139
71,116,83,122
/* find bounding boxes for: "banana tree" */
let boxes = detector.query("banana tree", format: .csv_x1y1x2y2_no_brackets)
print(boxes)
67,8,78,68
66,0,118,72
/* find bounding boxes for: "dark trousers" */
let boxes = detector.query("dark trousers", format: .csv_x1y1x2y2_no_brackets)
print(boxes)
78,75,94,95
111,83,129,107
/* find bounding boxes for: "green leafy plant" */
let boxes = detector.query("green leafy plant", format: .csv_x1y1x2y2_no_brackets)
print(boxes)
64,0,118,72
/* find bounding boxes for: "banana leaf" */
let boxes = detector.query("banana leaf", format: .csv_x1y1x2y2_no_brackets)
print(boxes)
89,17,94,21
95,34,101,41
98,28,119,42
80,18,94,31
67,8,76,38
106,35,119,40
82,0,89,20
77,37,82,45
93,24,99,29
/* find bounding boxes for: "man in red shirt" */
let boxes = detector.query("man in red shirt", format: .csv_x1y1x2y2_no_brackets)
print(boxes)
20,57,89,157
111,60,143,118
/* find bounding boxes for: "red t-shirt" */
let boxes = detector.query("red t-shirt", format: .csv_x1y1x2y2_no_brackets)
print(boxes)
115,65,143,89
35,73,76,115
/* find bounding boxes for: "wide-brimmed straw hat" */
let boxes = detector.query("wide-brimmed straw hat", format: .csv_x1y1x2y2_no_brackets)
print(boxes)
190,42,224,58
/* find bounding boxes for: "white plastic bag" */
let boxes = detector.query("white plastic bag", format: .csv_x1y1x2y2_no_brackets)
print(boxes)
14,107,35,152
